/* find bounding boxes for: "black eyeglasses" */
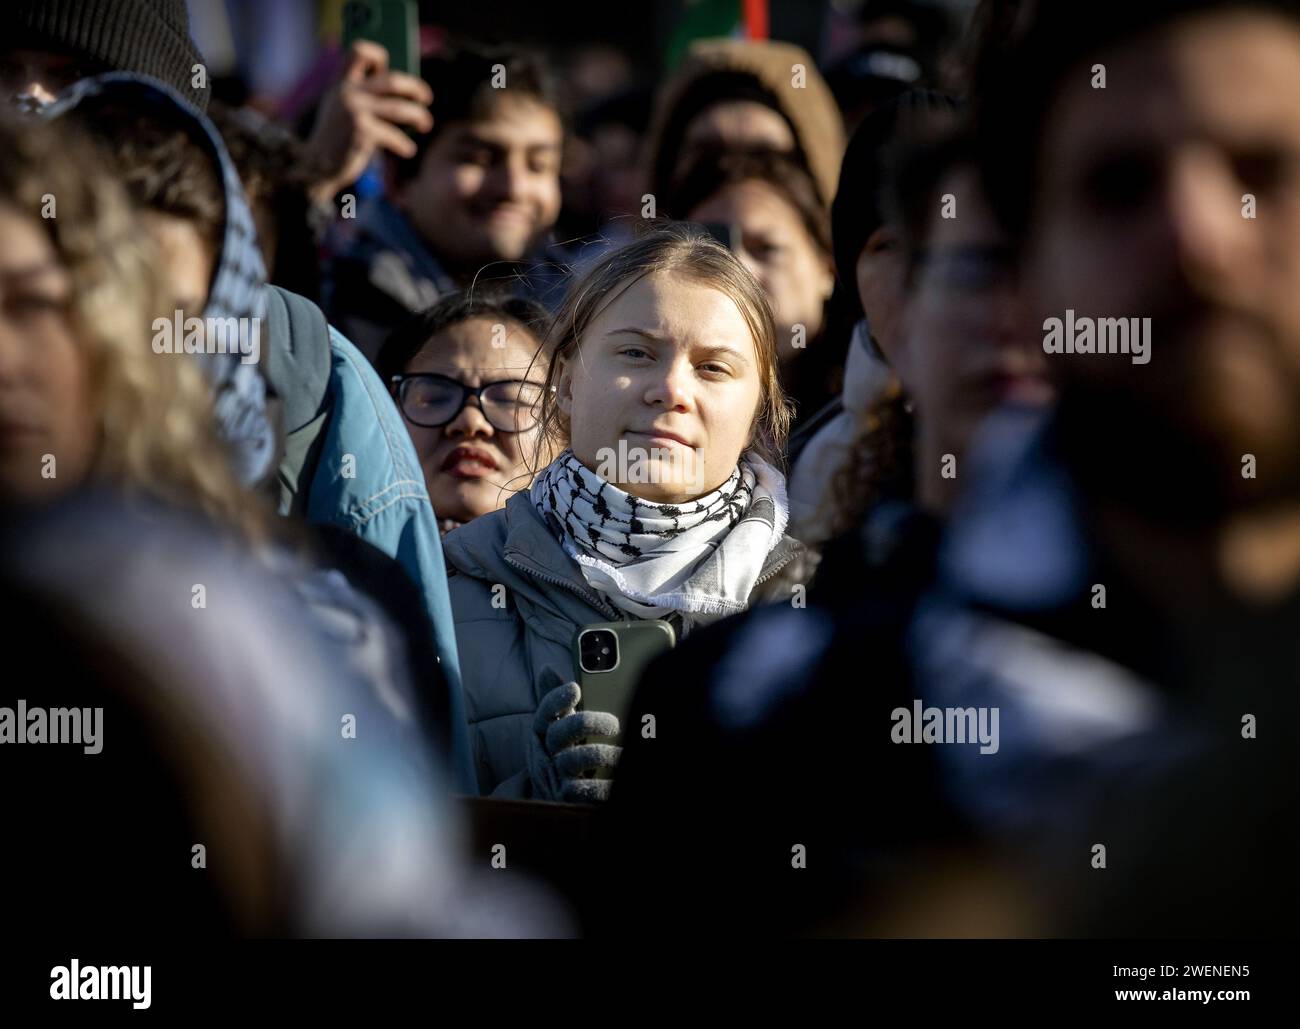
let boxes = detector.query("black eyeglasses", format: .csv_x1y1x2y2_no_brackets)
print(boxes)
391,373,545,433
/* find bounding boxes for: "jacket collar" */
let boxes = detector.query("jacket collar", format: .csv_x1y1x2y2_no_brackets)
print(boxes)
441,491,621,625
759,534,803,585
445,489,803,622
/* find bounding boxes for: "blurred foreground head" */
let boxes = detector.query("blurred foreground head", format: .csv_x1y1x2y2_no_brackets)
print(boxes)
985,0,1300,521
889,127,1052,515
0,113,260,537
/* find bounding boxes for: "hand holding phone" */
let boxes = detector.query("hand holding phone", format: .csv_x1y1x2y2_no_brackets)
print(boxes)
528,681,620,802
571,620,676,750
341,0,419,76
304,0,432,202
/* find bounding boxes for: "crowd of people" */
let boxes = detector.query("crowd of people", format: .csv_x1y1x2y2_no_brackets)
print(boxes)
0,0,1295,938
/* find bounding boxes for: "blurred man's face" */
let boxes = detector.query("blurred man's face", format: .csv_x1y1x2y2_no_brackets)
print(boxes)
899,165,1051,465
1029,11,1300,508
399,95,563,275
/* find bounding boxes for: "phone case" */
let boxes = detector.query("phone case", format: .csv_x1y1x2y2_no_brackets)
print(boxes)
571,620,676,763
342,0,419,77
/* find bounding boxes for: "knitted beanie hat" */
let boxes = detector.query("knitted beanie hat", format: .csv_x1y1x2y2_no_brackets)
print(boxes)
12,0,209,111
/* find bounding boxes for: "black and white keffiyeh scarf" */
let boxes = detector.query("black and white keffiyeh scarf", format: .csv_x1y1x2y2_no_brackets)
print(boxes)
531,449,789,620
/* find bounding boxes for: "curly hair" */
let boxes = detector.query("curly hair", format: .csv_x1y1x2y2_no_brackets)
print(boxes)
209,101,330,300
0,113,271,543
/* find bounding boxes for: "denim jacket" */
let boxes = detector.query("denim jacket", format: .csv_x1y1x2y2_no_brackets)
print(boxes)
306,328,475,792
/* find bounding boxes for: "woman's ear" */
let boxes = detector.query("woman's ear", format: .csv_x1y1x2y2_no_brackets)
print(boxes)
555,354,575,415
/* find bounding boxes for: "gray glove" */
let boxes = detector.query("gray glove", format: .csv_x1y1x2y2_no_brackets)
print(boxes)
527,681,621,803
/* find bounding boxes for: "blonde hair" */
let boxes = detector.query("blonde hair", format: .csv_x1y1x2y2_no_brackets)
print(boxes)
0,114,271,543
532,222,793,474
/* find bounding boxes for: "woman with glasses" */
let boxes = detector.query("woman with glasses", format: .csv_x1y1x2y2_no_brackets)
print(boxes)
376,292,553,535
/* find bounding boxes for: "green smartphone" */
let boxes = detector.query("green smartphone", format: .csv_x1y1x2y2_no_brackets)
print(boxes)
572,620,676,759
341,0,419,76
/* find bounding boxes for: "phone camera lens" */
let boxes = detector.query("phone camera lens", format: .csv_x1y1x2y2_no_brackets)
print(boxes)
579,629,619,673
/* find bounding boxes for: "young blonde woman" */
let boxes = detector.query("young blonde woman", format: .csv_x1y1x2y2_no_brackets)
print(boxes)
0,113,256,531
443,224,804,801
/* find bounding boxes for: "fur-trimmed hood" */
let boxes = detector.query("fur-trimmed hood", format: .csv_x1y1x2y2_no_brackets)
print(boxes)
644,38,846,207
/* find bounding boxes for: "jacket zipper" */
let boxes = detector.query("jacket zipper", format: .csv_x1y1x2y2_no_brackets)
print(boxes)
754,542,802,588
504,553,624,621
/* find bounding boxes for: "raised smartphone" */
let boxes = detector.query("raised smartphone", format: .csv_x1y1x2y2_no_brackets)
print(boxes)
341,0,419,76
